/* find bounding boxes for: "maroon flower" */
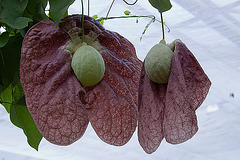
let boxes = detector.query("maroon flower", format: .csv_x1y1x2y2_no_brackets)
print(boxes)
20,15,142,146
138,40,211,154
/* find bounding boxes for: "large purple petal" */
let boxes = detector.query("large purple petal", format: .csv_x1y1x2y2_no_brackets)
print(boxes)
163,40,211,144
20,20,89,145
21,15,142,146
138,63,167,154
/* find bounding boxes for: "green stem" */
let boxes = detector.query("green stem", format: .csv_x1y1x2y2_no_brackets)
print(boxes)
98,15,153,21
81,0,84,43
106,0,116,18
0,49,5,66
97,15,170,32
88,0,90,16
160,12,165,40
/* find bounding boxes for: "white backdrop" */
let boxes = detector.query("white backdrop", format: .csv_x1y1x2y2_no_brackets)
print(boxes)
1,0,240,159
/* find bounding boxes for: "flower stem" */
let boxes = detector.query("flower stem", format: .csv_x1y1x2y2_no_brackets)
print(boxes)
88,0,90,16
98,15,153,21
160,12,165,40
106,0,116,18
96,15,170,33
81,0,84,43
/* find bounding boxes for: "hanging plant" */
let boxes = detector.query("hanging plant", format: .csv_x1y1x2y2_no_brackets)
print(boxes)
0,0,211,154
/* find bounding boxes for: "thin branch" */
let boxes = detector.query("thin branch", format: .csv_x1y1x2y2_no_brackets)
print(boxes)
96,15,170,32
81,0,84,42
140,18,155,41
106,0,116,18
160,12,165,40
88,0,90,16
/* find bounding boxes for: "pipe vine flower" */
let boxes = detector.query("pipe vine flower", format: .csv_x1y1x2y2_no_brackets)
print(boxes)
138,40,211,153
20,15,142,146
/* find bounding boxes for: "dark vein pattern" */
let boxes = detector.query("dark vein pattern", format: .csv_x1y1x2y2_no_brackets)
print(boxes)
20,15,142,146
138,40,211,154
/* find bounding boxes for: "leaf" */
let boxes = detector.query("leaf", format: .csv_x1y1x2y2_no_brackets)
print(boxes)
0,33,23,93
92,15,98,19
0,2,2,13
148,0,172,13
0,79,24,113
49,0,75,25
0,32,9,48
12,80,25,104
124,10,131,15
13,17,33,30
10,104,43,151
93,15,104,25
0,84,12,113
25,0,48,21
4,26,17,37
0,0,33,29
99,19,104,25
0,77,41,150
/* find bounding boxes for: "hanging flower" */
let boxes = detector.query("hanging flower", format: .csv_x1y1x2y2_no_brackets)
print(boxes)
138,40,211,153
20,15,142,146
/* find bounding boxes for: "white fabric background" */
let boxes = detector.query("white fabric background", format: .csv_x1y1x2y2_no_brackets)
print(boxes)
1,0,240,159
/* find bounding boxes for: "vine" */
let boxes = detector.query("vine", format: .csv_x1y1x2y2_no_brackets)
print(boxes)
0,0,173,151
81,0,85,42
123,0,138,5
106,0,138,18
101,0,171,40
106,0,116,18
88,0,90,16
96,15,170,40
160,12,165,40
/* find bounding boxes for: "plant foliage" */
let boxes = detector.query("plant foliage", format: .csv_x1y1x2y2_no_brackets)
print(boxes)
0,0,172,151
148,0,172,13
0,0,76,150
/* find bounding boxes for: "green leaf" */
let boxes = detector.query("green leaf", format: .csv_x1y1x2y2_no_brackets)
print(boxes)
124,10,131,15
0,77,42,150
4,26,17,37
93,15,104,25
0,0,33,29
0,2,2,14
12,81,25,104
99,20,104,25
0,33,23,93
0,79,24,113
13,17,33,30
49,0,75,25
10,104,43,151
0,32,9,48
25,0,48,21
148,0,172,13
10,81,42,150
92,15,98,19
0,84,12,113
